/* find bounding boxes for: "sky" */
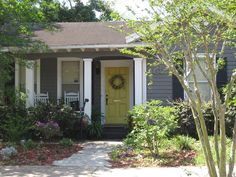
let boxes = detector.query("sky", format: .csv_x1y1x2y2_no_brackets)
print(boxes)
59,0,150,19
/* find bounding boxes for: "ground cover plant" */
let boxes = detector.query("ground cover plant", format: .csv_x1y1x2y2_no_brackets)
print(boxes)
0,140,82,166
109,136,234,168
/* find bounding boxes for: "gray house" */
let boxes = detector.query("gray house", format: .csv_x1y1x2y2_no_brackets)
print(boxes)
14,22,235,127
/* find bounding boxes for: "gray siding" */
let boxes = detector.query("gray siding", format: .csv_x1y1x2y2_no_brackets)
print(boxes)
40,58,57,100
224,46,236,81
92,60,101,111
147,63,173,102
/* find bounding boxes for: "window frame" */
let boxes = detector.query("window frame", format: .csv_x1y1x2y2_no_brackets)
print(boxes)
184,53,216,101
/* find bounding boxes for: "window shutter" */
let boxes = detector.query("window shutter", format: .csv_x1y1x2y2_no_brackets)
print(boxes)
217,57,228,92
172,75,184,100
172,58,184,100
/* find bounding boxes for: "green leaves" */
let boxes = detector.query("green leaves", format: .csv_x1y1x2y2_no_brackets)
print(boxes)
0,0,60,103
126,100,177,156
56,0,113,22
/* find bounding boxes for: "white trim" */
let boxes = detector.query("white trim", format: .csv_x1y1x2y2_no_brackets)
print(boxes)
134,58,144,105
80,60,84,107
195,53,214,59
57,57,83,102
126,33,141,43
100,60,134,125
50,44,146,50
25,61,35,107
184,53,216,100
189,81,209,83
142,58,147,103
36,59,40,94
15,59,20,90
2,44,149,53
83,58,93,120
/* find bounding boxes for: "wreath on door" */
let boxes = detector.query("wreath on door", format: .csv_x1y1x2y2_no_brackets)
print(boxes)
109,74,125,89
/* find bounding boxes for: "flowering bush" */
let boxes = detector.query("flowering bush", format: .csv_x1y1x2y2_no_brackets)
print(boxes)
29,103,82,138
0,146,17,160
35,121,61,140
126,100,177,157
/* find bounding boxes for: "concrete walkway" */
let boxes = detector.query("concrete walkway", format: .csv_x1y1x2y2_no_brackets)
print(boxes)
0,141,212,177
53,141,121,168
0,165,210,177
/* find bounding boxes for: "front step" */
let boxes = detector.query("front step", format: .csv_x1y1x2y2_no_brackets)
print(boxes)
102,125,128,139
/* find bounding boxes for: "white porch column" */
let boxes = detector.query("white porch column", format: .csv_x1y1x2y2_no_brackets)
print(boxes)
142,58,147,103
83,58,93,120
134,58,144,105
25,61,35,107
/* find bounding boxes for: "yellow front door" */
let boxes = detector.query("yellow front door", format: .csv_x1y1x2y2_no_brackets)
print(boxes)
105,67,129,124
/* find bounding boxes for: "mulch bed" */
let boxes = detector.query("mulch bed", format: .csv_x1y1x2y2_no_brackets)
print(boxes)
0,144,83,165
109,150,196,168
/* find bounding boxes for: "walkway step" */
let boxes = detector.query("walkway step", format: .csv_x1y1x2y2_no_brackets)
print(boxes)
102,126,128,139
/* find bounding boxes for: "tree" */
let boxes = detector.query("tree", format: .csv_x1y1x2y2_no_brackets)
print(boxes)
56,0,113,22
113,0,236,177
0,0,59,103
89,0,113,21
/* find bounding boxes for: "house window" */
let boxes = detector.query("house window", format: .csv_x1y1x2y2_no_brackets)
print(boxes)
185,53,215,102
62,61,80,94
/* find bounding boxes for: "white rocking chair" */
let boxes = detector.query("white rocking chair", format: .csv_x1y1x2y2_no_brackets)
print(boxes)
34,92,49,106
64,91,80,106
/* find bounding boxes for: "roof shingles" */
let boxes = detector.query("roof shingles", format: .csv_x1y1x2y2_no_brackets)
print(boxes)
34,22,130,46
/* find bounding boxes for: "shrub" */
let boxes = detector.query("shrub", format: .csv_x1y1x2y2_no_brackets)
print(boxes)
55,106,82,138
5,142,17,148
1,115,34,142
22,139,38,150
224,83,236,137
125,100,177,157
35,121,61,141
174,135,195,151
0,105,9,139
0,91,32,142
173,101,235,138
0,94,85,141
86,122,102,139
59,138,74,147
86,110,103,139
29,102,82,139
0,146,17,160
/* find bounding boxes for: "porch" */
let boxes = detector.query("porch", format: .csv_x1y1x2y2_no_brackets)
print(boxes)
15,56,147,125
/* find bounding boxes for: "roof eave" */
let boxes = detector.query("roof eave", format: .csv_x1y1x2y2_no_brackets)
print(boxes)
1,43,148,53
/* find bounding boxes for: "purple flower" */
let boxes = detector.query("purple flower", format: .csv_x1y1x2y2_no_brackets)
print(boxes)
36,121,45,127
